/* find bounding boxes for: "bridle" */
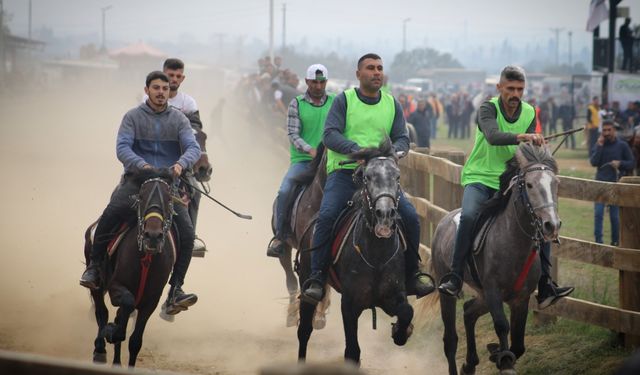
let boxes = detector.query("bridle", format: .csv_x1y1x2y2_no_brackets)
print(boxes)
135,178,174,254
506,164,558,246
358,157,401,216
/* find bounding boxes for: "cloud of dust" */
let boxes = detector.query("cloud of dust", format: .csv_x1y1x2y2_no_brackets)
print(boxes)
0,69,448,374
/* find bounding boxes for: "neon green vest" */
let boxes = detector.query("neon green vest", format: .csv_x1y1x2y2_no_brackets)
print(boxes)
326,88,395,174
461,97,534,190
290,94,335,164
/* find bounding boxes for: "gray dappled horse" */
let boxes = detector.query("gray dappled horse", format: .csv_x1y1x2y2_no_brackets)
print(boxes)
431,143,560,375
271,144,330,328
84,169,177,367
297,140,415,364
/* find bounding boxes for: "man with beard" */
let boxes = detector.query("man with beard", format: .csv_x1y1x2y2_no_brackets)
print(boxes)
301,53,434,304
267,64,335,257
437,65,574,309
590,120,635,246
80,71,201,315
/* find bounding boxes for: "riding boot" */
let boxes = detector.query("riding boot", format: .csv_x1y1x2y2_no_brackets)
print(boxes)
80,214,120,290
301,270,326,305
163,284,198,315
405,248,435,298
266,237,285,258
437,244,468,296
536,242,574,309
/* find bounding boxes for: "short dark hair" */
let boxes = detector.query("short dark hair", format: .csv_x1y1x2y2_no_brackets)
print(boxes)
500,65,526,82
146,71,169,87
163,58,185,71
357,53,382,69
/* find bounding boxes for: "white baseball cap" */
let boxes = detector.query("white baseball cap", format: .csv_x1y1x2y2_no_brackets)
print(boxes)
305,64,328,81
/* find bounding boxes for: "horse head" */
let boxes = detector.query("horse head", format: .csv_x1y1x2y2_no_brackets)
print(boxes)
511,143,561,242
132,169,175,254
350,138,401,239
193,127,212,182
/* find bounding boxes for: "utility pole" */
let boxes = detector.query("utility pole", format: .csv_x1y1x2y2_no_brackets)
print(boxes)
281,3,286,50
549,27,563,66
268,0,274,62
28,0,32,39
100,5,112,53
568,30,573,67
402,18,411,52
0,0,5,83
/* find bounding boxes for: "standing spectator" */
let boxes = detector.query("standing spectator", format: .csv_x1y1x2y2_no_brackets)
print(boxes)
589,120,635,246
558,100,576,149
460,93,474,138
407,98,434,148
586,96,602,156
428,93,443,139
619,17,634,72
631,128,640,176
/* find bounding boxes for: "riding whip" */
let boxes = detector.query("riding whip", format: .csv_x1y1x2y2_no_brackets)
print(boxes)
545,127,584,156
180,177,252,220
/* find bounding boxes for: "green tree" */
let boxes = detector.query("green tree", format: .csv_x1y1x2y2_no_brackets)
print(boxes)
390,47,463,82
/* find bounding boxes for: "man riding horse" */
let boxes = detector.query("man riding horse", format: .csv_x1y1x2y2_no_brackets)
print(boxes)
144,58,209,255
437,65,574,308
267,63,335,257
80,71,201,316
301,53,434,304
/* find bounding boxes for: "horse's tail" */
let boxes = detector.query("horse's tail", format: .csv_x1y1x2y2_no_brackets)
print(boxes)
412,292,441,330
412,246,441,330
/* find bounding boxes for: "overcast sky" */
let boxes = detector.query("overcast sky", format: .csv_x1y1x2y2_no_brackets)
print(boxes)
4,0,640,60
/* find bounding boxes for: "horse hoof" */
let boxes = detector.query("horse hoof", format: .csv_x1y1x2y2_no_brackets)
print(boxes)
460,363,477,375
93,351,107,364
312,314,326,330
102,323,125,343
391,322,412,346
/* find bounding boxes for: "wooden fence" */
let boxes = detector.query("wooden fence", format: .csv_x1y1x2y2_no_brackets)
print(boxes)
399,148,640,348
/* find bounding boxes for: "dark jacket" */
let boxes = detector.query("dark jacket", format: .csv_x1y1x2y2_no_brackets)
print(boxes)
589,136,635,182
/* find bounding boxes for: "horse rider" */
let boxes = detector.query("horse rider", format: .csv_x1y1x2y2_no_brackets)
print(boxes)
267,64,335,257
144,58,207,255
437,65,574,308
301,53,434,304
80,71,201,316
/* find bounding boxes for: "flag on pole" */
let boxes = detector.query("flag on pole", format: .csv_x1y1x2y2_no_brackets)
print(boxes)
586,0,609,32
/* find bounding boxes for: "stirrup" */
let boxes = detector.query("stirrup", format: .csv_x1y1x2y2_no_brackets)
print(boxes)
192,236,207,258
437,272,463,297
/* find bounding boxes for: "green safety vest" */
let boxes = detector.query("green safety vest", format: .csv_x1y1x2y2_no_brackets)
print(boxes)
461,97,534,190
326,88,395,174
290,94,335,163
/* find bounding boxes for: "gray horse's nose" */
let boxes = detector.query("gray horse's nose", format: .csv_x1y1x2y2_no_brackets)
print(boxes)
542,220,558,236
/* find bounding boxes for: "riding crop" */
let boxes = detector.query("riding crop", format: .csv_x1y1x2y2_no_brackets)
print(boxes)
180,177,252,220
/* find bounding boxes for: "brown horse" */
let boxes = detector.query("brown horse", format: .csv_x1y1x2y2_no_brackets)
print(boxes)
84,169,177,367
271,144,330,328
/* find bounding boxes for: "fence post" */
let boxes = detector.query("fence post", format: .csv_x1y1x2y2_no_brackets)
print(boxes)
432,150,464,211
619,176,640,348
412,147,432,245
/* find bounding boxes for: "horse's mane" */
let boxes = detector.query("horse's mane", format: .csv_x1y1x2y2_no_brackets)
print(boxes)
292,142,326,185
129,168,175,187
347,136,396,162
479,143,557,219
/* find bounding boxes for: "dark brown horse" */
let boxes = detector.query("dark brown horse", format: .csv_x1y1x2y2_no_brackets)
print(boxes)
297,140,416,364
84,169,177,367
271,144,330,328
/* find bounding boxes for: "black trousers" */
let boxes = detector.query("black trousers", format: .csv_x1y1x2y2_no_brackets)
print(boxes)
91,176,195,287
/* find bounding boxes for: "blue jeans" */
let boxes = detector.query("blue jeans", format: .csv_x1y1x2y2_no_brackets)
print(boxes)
594,203,620,245
450,183,497,276
275,161,309,238
310,169,421,280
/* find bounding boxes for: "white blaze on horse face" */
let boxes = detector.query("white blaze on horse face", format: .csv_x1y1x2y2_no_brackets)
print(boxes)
539,173,554,205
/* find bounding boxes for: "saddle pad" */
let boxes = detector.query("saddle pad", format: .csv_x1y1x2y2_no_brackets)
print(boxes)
331,209,360,265
88,221,177,262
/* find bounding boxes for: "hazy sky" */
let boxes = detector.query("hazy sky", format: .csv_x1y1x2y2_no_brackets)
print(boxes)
4,0,640,58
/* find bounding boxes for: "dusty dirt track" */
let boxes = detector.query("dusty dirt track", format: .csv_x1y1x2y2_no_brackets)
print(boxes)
0,77,447,374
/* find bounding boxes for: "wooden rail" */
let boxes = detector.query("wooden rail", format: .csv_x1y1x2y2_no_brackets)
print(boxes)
400,150,640,344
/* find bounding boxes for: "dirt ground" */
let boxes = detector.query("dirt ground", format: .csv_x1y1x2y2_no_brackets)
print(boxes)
0,77,449,374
